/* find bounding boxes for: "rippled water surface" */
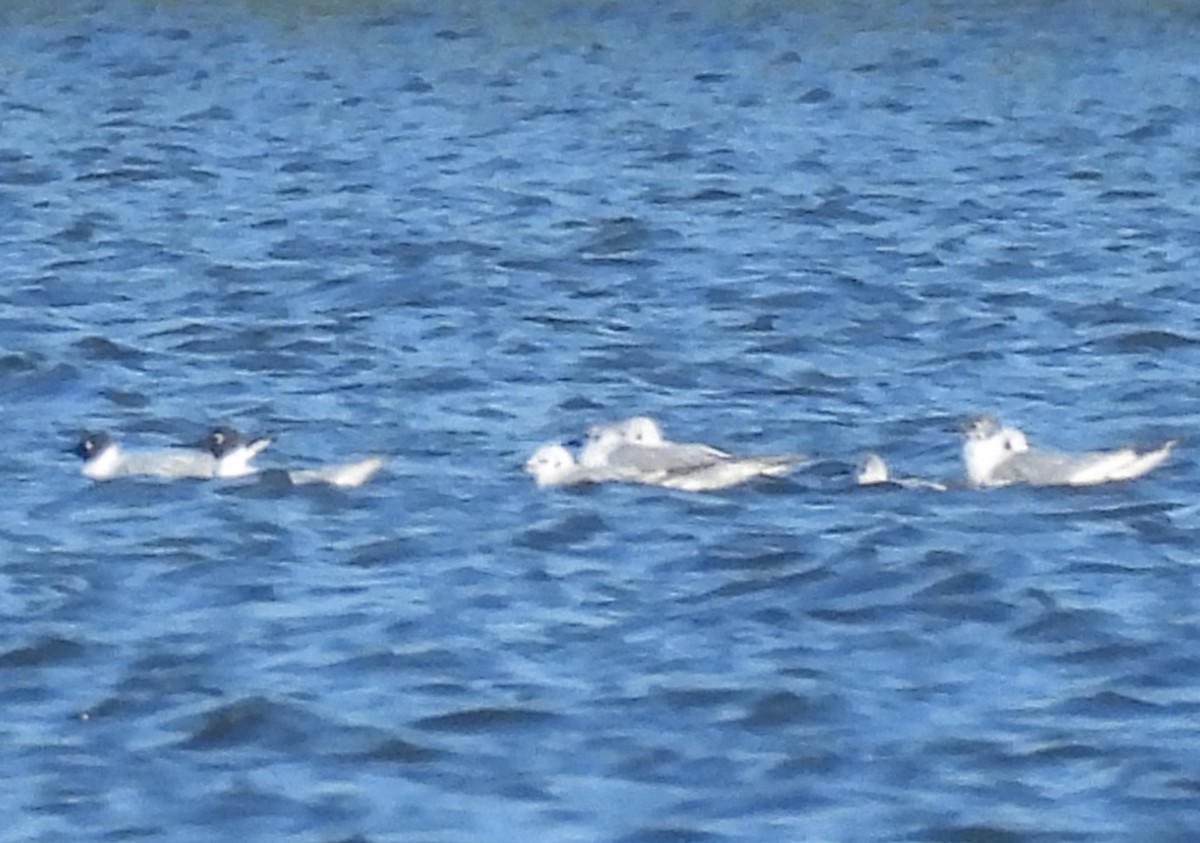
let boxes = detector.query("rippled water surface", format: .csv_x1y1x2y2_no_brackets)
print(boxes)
4,1,1200,840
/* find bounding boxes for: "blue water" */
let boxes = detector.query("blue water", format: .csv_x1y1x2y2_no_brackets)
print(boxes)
3,1,1200,840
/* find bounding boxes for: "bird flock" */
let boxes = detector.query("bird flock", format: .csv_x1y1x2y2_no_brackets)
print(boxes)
529,413,1176,493
73,413,1175,494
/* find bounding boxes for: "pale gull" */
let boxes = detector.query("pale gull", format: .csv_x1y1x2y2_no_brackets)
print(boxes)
541,415,808,491
579,415,729,474
961,413,1175,488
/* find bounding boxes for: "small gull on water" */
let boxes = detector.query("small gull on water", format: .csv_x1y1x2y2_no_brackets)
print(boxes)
197,426,385,488
961,413,1175,488
534,415,808,492
579,416,730,474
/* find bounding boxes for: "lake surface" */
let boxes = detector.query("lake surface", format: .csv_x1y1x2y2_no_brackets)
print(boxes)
3,1,1200,840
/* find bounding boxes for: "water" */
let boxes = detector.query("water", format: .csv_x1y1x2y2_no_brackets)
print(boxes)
3,1,1200,840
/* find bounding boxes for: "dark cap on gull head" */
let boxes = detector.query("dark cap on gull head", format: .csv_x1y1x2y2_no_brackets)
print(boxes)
74,431,115,459
193,425,271,458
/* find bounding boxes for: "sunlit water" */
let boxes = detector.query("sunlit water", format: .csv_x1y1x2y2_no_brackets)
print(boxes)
3,1,1200,841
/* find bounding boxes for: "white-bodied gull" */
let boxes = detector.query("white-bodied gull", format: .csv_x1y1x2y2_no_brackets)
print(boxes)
961,413,1175,488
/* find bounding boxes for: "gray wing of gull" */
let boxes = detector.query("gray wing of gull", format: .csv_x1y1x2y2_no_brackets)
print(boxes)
605,442,729,474
990,446,1156,486
651,454,808,492
116,450,218,478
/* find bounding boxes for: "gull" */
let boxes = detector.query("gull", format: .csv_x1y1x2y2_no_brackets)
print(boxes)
527,440,803,492
856,453,947,490
578,418,719,474
579,416,729,473
197,426,385,488
534,415,808,492
961,413,1176,488
75,429,270,480
580,415,806,479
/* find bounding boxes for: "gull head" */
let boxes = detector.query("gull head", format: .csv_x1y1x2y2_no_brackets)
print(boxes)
961,414,1028,485
1002,427,1029,453
856,453,890,485
197,426,248,458
579,424,626,468
75,431,117,461
195,426,272,477
960,413,1004,441
525,443,577,486
620,416,665,446
75,431,121,479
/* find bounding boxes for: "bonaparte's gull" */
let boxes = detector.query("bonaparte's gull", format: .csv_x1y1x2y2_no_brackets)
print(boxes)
196,426,384,487
580,415,806,479
961,413,1176,487
75,428,268,480
856,453,948,490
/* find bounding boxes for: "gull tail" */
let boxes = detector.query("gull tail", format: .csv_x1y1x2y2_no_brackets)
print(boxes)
1108,439,1176,482
753,453,811,478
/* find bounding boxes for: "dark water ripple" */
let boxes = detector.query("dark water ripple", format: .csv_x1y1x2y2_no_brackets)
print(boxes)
3,0,1200,841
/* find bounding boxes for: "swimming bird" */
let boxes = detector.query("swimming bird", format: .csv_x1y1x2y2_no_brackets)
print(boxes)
580,415,806,480
531,419,807,491
856,453,947,490
961,413,1175,487
74,430,261,480
196,426,384,487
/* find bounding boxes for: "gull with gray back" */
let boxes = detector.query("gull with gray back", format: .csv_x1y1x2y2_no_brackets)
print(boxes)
960,413,1175,488
193,426,274,478
546,415,809,492
196,426,384,487
75,431,228,480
